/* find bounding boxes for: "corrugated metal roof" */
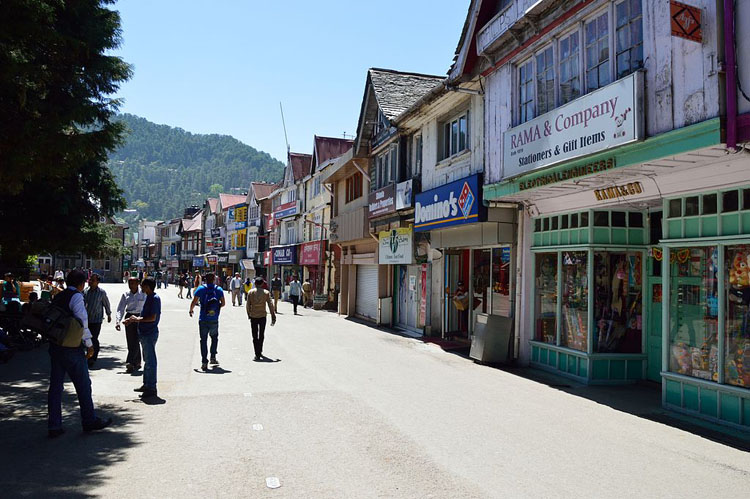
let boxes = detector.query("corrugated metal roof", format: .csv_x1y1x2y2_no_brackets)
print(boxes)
219,193,247,210
312,136,354,174
289,153,312,182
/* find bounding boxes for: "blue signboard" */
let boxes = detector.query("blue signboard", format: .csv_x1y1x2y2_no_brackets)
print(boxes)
414,174,483,232
192,257,204,267
272,245,297,265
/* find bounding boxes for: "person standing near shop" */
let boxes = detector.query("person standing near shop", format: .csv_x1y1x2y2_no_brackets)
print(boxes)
243,277,252,302
47,269,112,437
288,275,302,315
270,273,282,312
246,276,277,361
115,277,146,373
302,277,313,308
189,273,225,371
177,273,186,299
83,274,112,368
125,278,161,398
230,272,243,307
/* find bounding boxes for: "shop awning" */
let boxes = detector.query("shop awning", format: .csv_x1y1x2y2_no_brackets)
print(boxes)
240,259,254,271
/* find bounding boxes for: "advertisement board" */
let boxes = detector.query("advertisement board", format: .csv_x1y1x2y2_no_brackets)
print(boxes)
378,228,413,264
272,245,297,265
368,184,396,219
396,179,413,210
414,174,483,232
274,201,299,219
502,71,643,180
193,257,205,267
299,241,324,266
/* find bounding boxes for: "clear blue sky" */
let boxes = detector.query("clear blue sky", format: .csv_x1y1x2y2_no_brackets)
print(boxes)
113,0,469,163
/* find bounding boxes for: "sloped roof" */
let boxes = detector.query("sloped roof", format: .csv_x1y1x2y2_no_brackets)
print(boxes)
181,212,203,233
312,136,353,174
368,68,444,120
251,182,277,200
289,153,312,182
219,193,247,210
207,198,219,214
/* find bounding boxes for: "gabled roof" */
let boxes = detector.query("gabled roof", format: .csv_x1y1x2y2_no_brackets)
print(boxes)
251,182,277,200
448,0,505,82
288,153,312,182
206,198,219,214
311,136,353,175
219,193,247,210
354,68,443,156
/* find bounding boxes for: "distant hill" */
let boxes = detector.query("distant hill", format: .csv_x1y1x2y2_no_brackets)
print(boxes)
108,114,284,222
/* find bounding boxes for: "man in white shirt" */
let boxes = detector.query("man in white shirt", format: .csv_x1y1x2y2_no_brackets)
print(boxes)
47,269,112,437
115,277,147,372
230,272,243,306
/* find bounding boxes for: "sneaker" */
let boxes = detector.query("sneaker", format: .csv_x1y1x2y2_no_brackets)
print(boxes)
133,385,146,392
201,362,208,371
83,417,113,432
48,428,65,438
210,356,218,365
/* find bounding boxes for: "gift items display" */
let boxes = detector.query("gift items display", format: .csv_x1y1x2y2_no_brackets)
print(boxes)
669,246,719,379
593,252,643,353
561,252,588,351
725,245,750,387
535,253,557,344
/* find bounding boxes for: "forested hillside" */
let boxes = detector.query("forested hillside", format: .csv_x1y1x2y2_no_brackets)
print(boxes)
109,114,284,222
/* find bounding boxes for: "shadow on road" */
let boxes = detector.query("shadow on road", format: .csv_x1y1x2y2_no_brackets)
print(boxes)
0,347,142,497
192,367,233,374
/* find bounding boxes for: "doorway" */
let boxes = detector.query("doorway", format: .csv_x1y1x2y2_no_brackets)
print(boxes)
445,250,470,338
646,210,663,382
396,265,420,331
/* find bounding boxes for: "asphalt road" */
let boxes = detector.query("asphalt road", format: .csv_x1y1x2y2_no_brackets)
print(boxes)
2,282,750,498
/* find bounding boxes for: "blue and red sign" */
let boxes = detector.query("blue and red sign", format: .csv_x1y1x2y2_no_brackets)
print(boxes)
414,174,483,232
271,245,297,265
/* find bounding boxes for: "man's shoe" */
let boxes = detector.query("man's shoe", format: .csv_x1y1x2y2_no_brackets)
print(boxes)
253,355,260,361
140,389,157,398
48,428,65,438
125,363,134,373
201,362,208,371
83,417,112,432
209,356,219,365
134,385,146,392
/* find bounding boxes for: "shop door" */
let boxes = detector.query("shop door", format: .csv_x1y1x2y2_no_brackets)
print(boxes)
446,250,470,338
397,266,409,329
646,277,663,382
355,264,379,320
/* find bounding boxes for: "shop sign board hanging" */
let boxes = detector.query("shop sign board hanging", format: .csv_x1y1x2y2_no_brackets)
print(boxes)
378,228,413,264
414,174,484,232
299,241,324,265
369,184,397,218
502,71,643,180
396,179,413,210
272,245,297,265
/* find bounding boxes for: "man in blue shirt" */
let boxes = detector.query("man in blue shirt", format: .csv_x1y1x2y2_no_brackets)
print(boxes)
125,277,161,398
190,272,225,371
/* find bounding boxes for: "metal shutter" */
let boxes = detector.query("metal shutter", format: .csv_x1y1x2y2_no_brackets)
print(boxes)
355,264,379,320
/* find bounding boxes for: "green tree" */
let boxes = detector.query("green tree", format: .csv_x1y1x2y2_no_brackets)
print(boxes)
209,183,225,197
0,0,132,271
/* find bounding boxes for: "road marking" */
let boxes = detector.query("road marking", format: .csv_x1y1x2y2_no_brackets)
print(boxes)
243,392,252,397
266,477,281,489
252,423,263,431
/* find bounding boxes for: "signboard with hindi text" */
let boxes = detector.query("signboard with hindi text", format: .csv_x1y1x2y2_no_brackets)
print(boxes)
502,71,643,180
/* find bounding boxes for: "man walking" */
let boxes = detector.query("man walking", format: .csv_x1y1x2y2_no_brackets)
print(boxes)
47,269,112,437
302,277,313,308
230,272,243,306
83,274,112,368
288,275,302,315
115,277,146,373
246,277,277,361
189,273,225,371
125,278,161,398
178,273,186,299
270,273,282,312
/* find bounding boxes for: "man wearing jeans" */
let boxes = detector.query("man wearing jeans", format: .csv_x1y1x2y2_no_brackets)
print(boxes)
190,273,225,371
126,278,161,398
83,273,112,368
47,270,112,437
246,277,277,361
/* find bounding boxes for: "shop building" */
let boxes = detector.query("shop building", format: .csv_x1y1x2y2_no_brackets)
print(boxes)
244,182,277,280
470,0,750,427
202,197,221,256
178,209,203,275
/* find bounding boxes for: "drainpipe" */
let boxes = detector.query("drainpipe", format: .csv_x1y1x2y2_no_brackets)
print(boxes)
724,0,738,150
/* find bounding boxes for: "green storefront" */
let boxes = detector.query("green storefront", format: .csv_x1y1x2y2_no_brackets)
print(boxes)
485,117,750,429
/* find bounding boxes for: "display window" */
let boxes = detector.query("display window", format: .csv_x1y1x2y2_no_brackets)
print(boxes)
593,251,642,353
535,253,558,344
491,247,512,316
668,246,718,380
725,244,750,387
561,251,588,351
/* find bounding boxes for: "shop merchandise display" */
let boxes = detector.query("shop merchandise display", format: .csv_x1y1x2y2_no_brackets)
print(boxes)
562,252,588,351
725,245,750,386
535,253,557,343
593,252,643,353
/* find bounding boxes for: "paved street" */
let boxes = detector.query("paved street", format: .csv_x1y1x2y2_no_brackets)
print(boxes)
2,283,750,498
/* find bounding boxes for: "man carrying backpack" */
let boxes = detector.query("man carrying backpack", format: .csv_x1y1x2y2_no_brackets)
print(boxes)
47,270,112,437
189,273,225,371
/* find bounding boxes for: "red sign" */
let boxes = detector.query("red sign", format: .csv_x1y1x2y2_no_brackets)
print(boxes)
299,241,325,266
671,1,702,43
206,255,218,265
419,264,427,327
263,251,271,265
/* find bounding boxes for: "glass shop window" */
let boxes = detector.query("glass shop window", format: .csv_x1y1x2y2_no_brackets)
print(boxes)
593,252,643,353
725,245,750,387
561,251,588,351
472,249,492,315
669,246,718,380
723,190,739,212
491,247,512,317
535,253,558,344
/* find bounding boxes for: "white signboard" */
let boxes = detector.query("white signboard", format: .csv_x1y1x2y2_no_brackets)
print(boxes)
396,179,413,210
502,71,643,180
378,228,413,265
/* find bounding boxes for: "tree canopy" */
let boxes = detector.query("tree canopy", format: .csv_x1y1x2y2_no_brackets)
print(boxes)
0,0,132,268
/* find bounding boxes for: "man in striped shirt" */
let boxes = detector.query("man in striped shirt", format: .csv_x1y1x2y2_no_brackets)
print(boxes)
84,274,112,368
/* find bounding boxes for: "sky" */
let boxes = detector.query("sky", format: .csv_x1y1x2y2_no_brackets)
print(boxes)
112,0,470,163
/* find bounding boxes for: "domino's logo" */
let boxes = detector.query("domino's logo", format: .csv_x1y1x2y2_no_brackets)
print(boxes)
457,182,474,219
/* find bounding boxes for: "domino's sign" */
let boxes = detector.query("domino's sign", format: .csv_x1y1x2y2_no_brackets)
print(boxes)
414,174,483,232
